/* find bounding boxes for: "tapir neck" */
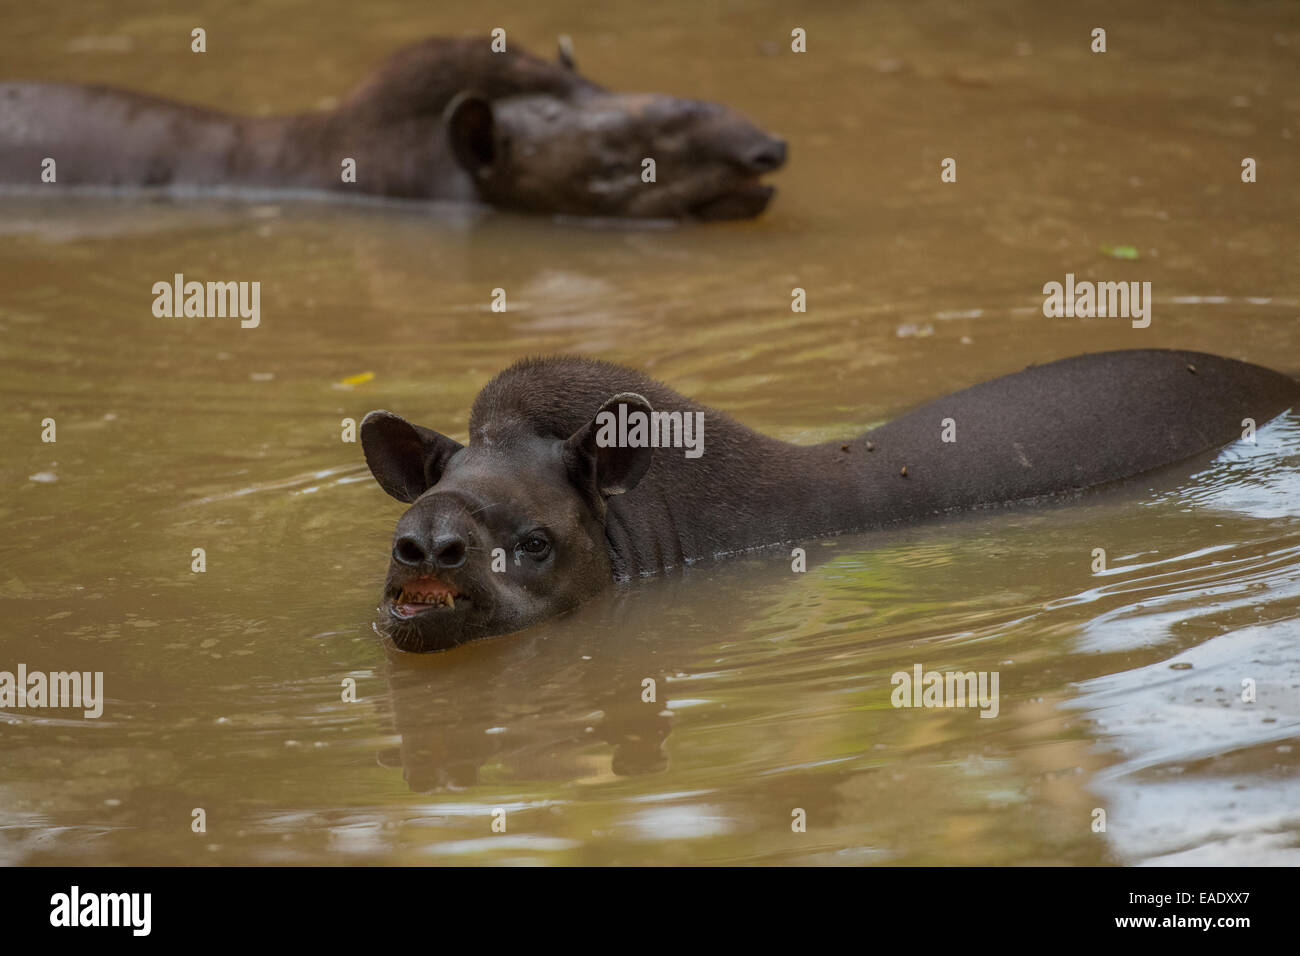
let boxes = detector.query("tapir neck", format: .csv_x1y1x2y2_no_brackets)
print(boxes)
236,109,471,200
604,435,847,577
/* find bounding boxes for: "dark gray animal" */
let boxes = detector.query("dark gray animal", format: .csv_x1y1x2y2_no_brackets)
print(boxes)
361,350,1299,651
0,36,786,219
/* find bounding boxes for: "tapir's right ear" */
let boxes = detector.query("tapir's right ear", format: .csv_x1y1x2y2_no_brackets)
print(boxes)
360,410,464,503
563,393,654,507
445,92,496,178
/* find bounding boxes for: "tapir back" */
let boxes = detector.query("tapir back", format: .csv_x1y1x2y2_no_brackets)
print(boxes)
0,82,240,187
852,349,1300,523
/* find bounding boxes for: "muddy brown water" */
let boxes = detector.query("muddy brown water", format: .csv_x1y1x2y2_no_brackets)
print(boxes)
2,0,1298,865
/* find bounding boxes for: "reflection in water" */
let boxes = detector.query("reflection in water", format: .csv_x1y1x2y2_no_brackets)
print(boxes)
376,613,676,793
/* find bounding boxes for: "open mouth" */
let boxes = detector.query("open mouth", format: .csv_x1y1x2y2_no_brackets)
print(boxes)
387,575,465,619
691,176,777,220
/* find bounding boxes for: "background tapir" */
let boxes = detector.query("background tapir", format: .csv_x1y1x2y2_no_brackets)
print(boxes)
0,36,786,219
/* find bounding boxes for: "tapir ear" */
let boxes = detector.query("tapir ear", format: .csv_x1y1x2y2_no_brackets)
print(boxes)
445,92,496,177
360,410,464,503
556,34,577,71
563,392,654,503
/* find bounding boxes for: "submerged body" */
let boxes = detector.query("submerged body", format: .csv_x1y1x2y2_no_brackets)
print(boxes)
0,37,785,219
361,350,1299,651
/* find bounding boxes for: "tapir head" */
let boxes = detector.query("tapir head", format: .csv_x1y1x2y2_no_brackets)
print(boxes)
447,90,787,220
346,36,785,219
360,393,654,651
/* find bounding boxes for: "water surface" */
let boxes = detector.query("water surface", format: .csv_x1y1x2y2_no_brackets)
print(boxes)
2,0,1298,865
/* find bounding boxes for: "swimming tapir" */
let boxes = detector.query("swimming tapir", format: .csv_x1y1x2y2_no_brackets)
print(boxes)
0,36,786,220
360,350,1299,652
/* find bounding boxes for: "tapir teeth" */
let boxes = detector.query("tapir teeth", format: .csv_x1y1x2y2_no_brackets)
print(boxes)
397,588,457,608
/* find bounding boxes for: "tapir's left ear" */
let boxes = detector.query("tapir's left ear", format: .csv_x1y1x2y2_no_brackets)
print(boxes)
445,92,496,178
556,34,576,71
563,392,654,504
360,410,464,503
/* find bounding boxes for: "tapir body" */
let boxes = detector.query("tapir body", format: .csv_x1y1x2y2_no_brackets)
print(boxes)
0,37,785,219
361,350,1300,651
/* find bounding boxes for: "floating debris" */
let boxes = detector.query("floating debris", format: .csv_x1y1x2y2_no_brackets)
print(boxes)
1100,243,1140,260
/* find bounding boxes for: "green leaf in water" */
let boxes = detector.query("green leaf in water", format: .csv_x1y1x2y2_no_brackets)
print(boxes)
1100,244,1140,260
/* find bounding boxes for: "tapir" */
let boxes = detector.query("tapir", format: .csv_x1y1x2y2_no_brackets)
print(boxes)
360,350,1300,651
0,36,786,219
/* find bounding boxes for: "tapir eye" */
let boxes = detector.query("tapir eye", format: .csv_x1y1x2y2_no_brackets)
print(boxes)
519,532,551,559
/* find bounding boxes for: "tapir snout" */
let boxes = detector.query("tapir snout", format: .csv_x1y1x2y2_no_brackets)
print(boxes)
391,496,477,572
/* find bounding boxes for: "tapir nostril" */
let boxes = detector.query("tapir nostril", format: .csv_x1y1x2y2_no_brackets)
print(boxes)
393,535,428,567
432,534,467,569
744,138,786,173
